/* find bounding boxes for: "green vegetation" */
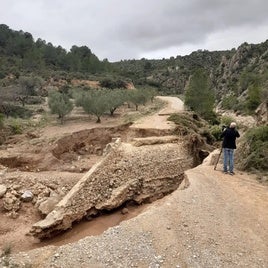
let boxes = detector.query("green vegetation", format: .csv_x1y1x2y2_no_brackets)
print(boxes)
106,89,126,116
75,87,154,122
127,88,148,111
168,113,204,135
48,91,73,123
184,68,215,121
237,125,268,173
76,89,110,123
0,24,111,76
0,25,267,178
221,93,238,110
16,76,44,106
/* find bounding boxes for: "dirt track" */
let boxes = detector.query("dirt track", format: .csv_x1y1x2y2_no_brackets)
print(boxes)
131,96,184,130
4,96,268,267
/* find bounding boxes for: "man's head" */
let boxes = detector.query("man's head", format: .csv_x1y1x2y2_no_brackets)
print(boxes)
230,122,237,128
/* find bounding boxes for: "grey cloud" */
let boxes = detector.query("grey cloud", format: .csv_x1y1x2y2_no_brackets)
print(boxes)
1,0,268,61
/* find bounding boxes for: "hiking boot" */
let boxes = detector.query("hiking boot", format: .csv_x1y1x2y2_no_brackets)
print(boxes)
223,171,228,174
230,172,235,176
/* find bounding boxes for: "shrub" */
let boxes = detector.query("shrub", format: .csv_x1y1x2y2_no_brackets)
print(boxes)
168,113,204,135
209,125,223,141
237,125,268,172
220,115,236,128
221,94,238,110
8,119,23,134
0,103,32,119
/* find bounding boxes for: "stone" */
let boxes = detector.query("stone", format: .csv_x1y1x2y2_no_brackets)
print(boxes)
0,184,7,198
38,193,61,215
121,208,129,215
21,190,34,202
3,193,21,211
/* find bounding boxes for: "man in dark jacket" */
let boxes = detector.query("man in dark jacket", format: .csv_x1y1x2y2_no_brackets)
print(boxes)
220,122,240,175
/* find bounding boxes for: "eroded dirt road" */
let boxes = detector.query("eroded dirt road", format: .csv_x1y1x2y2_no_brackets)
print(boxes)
5,96,268,267
131,96,184,130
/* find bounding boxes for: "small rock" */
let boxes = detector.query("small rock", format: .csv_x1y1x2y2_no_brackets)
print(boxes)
121,208,129,215
12,184,21,191
9,211,19,219
0,184,7,198
21,190,34,202
3,193,21,211
37,193,61,215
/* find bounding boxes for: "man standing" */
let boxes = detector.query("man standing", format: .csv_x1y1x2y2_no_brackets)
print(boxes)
220,122,240,175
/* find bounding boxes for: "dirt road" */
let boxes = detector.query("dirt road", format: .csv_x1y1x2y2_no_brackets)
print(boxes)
7,96,268,267
131,96,184,130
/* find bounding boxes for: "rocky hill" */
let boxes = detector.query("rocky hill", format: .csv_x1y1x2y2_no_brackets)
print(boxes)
114,40,268,113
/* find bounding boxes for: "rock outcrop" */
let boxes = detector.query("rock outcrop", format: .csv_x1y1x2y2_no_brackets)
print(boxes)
255,101,268,125
29,137,193,239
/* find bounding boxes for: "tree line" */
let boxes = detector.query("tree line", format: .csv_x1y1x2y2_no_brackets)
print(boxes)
0,24,112,77
48,87,157,124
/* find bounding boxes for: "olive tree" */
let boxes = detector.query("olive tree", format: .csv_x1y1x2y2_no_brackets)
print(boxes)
128,88,150,111
17,76,44,106
48,91,73,123
77,90,109,123
106,88,127,116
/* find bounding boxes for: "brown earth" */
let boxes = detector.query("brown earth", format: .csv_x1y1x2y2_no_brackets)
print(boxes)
0,97,176,253
0,97,268,267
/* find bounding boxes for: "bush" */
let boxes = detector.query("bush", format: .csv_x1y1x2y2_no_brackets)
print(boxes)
220,115,236,128
209,125,223,141
199,128,215,144
8,119,23,134
0,104,32,119
26,96,45,105
168,113,204,135
221,94,238,110
237,125,268,172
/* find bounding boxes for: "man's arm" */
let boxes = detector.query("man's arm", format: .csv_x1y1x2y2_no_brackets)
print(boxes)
220,126,227,138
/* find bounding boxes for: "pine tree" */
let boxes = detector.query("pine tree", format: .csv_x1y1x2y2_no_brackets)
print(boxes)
185,68,215,120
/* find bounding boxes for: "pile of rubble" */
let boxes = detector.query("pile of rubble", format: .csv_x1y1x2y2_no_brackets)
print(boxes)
29,137,193,239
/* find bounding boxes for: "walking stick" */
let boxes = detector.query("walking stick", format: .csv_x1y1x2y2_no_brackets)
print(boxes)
214,147,222,170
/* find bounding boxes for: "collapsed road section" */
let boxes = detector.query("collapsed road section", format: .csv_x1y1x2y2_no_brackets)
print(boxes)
29,136,193,239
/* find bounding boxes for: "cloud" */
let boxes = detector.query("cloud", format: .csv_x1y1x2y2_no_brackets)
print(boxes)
1,0,268,61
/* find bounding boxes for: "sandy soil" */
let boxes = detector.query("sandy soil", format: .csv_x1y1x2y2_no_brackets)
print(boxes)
0,96,173,253
130,96,184,130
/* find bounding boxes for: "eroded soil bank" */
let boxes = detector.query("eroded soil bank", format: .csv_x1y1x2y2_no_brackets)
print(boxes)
0,120,199,252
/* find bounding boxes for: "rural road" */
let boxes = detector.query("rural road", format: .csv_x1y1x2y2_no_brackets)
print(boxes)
10,97,268,268
131,96,184,130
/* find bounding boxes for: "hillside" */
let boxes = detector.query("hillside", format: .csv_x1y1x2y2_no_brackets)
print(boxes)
0,25,267,172
1,25,268,108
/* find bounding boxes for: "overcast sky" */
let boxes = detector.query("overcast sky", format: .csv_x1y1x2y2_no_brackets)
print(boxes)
1,0,268,62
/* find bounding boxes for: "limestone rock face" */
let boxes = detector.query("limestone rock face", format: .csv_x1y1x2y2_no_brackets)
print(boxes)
30,137,193,239
255,102,268,125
